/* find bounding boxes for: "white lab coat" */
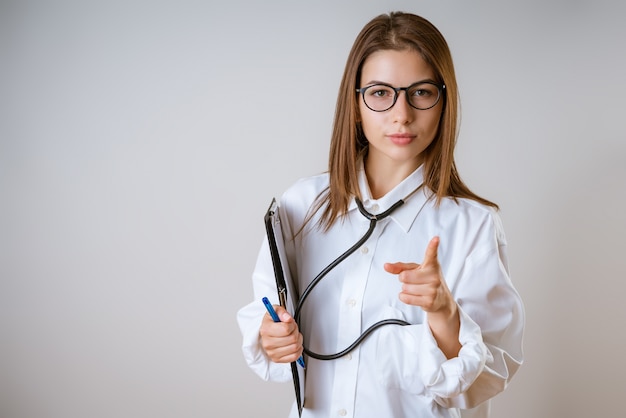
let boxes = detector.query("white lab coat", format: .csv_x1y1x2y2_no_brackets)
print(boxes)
237,164,524,418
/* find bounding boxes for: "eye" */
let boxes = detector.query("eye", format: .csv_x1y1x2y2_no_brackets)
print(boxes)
366,85,394,98
404,83,442,109
410,86,435,98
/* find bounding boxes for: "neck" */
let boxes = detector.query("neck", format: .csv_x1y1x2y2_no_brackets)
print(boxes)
364,156,422,199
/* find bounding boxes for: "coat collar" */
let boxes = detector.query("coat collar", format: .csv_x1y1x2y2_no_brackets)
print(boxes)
347,162,433,233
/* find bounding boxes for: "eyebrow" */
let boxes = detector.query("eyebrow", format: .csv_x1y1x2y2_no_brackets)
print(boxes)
362,78,437,86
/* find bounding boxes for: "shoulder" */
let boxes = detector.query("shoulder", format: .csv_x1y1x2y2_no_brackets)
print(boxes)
279,172,329,223
436,195,507,245
281,172,329,205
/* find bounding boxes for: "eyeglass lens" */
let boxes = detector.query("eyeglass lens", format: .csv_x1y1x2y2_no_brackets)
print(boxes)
362,83,441,111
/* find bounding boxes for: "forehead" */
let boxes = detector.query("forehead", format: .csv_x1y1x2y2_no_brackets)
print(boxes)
360,49,435,85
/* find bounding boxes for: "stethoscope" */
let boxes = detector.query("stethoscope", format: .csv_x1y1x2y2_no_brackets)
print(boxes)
294,183,425,361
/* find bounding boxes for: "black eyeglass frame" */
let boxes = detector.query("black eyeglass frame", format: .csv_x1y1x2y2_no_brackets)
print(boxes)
356,81,446,112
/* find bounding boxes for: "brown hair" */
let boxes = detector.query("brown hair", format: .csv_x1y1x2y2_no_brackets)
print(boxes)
313,11,497,231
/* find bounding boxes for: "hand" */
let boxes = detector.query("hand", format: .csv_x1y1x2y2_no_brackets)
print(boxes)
259,305,304,364
384,236,461,358
384,236,455,315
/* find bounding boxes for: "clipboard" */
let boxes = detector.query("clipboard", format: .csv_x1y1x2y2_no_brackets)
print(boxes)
264,198,305,416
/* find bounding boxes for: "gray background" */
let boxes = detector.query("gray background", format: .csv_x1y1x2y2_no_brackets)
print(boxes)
2,0,625,417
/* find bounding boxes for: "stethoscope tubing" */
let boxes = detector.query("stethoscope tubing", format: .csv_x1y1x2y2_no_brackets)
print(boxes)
295,184,424,361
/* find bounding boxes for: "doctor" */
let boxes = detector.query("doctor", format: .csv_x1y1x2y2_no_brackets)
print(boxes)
237,11,524,418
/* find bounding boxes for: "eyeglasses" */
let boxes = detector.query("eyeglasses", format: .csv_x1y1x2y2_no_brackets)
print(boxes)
356,81,445,112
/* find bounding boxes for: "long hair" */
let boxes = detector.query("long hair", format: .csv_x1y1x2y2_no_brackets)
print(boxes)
313,11,497,231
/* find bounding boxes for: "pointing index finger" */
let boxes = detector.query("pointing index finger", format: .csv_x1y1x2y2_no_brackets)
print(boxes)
422,236,440,266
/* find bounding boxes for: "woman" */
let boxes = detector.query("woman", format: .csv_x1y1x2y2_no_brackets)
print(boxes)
237,11,524,418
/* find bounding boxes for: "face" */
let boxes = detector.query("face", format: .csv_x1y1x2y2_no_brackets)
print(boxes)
358,49,443,176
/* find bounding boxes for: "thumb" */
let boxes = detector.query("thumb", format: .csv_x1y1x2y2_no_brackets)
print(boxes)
274,305,294,323
422,236,440,267
384,261,419,274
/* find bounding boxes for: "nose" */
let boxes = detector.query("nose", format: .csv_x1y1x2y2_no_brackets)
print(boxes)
391,89,413,124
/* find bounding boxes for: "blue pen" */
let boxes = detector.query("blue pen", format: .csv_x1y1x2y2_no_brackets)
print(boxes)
262,297,306,369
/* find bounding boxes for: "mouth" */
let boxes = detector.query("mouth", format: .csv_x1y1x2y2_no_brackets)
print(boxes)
387,133,416,145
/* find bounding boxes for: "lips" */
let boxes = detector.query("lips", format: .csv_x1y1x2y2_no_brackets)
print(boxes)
387,133,416,146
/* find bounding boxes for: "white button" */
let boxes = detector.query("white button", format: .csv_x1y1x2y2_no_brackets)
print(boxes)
370,204,379,212
360,246,369,254
345,353,352,361
338,409,347,416
347,299,356,308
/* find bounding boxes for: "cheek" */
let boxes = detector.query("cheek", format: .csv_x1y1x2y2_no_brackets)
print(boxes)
426,115,441,135
359,117,379,141
422,108,443,136
357,101,368,124
359,106,383,136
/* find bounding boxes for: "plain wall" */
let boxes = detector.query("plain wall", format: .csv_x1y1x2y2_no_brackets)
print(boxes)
1,1,625,417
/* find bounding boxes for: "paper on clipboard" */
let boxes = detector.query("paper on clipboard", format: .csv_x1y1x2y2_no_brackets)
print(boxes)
264,198,305,416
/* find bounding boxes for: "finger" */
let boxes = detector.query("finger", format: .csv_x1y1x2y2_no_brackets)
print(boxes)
269,338,304,363
265,332,302,351
399,292,436,311
384,261,419,274
273,305,294,323
422,236,440,267
262,332,304,363
401,281,436,297
262,313,297,337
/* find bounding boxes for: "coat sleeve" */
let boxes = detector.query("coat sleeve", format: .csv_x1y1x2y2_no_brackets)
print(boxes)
374,210,524,409
424,212,525,409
